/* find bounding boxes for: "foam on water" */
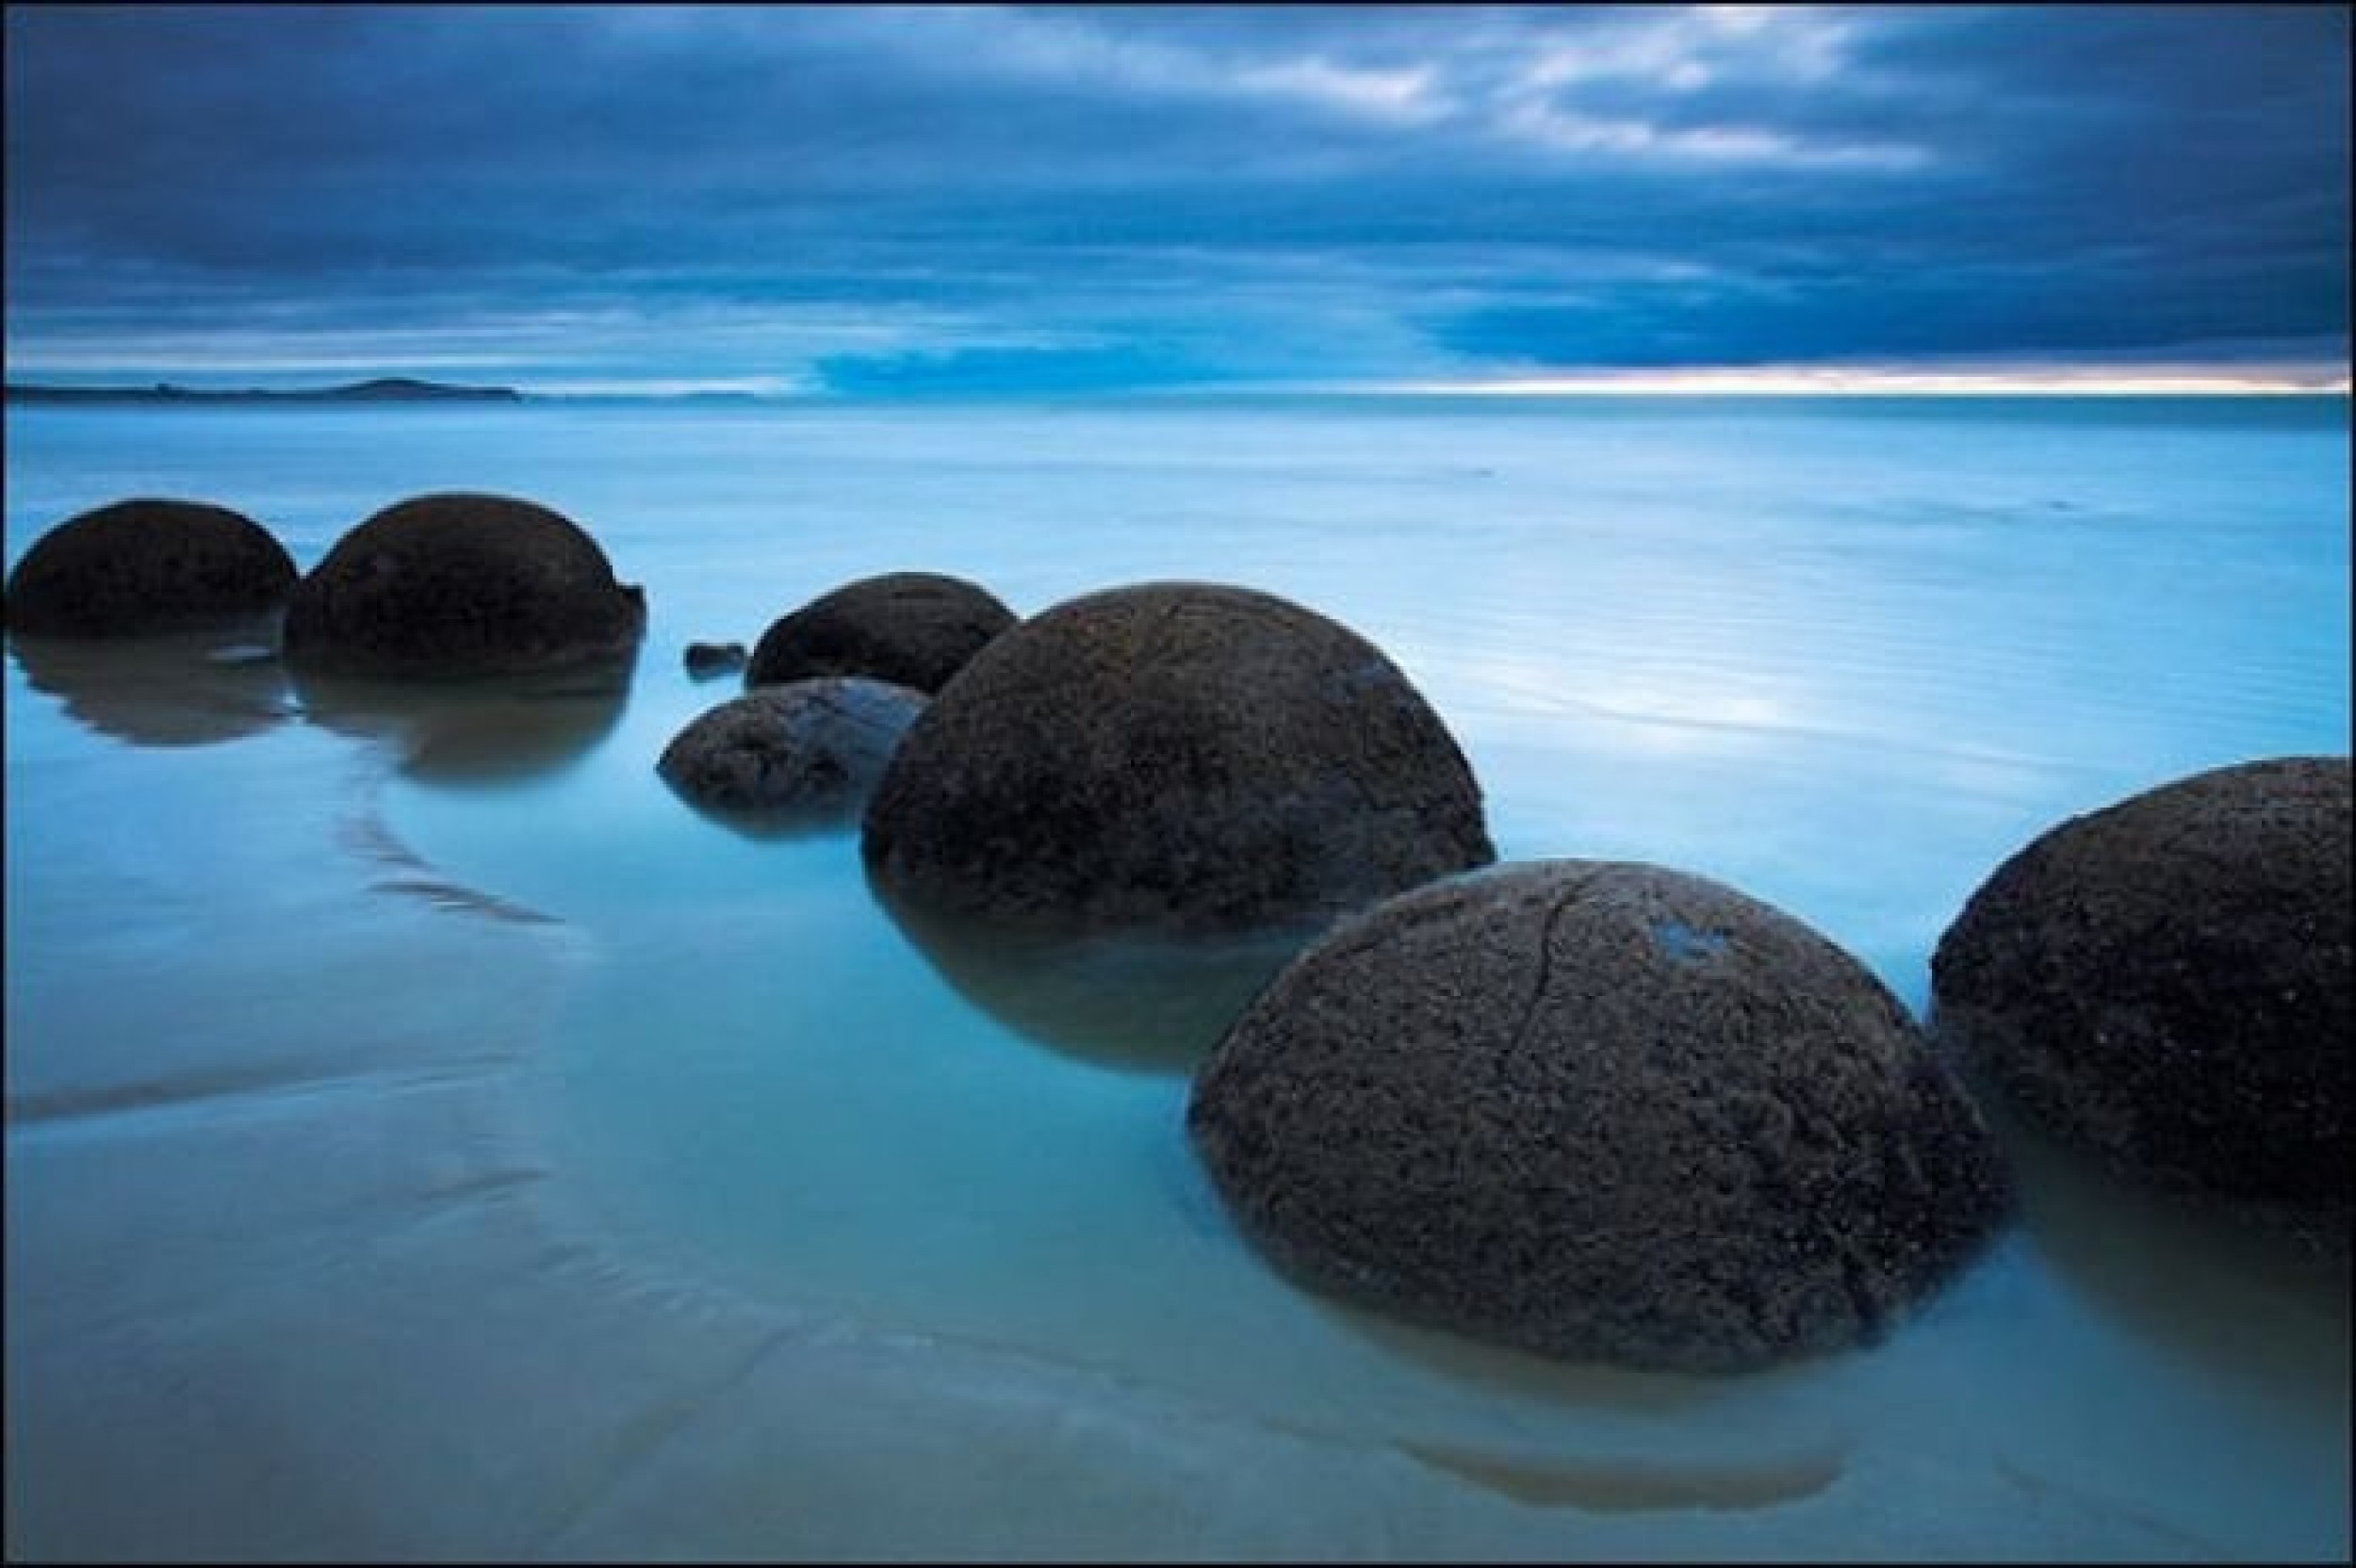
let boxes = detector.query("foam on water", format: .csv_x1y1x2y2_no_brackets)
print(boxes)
6,395,2348,1559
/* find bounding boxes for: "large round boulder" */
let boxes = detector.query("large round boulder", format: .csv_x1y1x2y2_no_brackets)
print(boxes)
660,677,925,821
283,493,645,678
3,498,296,636
1188,859,2013,1373
1932,757,2350,1247
861,581,1495,933
747,571,1015,694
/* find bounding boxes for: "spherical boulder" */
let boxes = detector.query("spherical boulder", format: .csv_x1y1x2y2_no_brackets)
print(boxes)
1932,757,2350,1247
746,571,1015,694
1188,859,2013,1373
3,498,296,636
861,581,1495,933
282,492,645,678
659,677,925,819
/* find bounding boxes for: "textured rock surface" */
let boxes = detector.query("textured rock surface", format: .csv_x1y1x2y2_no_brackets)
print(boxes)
660,677,924,818
1932,756,2350,1247
747,572,1014,694
283,493,645,678
3,498,297,636
1189,859,2013,1373
861,581,1494,933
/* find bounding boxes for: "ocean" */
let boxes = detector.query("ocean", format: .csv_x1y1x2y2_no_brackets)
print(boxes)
5,394,2348,1560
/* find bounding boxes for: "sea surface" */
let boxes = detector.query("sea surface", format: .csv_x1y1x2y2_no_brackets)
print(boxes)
5,394,2348,1560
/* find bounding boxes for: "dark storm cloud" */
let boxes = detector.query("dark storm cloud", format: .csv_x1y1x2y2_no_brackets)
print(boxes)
4,5,2345,387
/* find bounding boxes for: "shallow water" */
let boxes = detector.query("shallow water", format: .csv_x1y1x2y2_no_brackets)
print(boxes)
6,395,2348,1560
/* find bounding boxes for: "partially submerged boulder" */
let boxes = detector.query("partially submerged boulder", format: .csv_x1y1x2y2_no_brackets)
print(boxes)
684,640,747,679
283,492,645,678
3,498,296,636
746,571,1015,694
1932,757,2351,1250
862,581,1494,934
659,677,924,821
1189,859,2013,1373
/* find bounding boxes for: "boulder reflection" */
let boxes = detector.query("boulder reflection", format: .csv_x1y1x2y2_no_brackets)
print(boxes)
7,619,296,748
866,868,1308,1074
1960,1059,2349,1415
669,792,875,843
289,652,637,787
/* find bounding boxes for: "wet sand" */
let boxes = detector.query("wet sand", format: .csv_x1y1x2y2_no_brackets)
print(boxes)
7,394,2348,1560
6,639,2345,1561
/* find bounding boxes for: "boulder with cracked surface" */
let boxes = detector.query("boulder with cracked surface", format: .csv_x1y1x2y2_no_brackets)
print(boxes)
1188,859,2013,1373
660,677,925,821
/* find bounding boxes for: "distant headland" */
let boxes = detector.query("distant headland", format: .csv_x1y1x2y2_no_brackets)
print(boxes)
5,377,525,405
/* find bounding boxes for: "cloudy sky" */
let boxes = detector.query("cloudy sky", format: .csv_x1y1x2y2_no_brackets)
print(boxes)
5,4,2347,393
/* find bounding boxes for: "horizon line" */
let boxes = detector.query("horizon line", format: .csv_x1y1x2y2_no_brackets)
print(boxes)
1358,367,2352,398
8,368,2350,401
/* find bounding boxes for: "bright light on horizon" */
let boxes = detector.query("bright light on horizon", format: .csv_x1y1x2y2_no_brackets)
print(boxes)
1372,365,2353,397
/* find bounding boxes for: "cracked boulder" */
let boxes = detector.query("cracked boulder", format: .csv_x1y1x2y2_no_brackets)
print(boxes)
748,571,1016,694
660,676,925,820
860,580,1495,933
283,492,646,678
4,498,297,637
1933,756,2351,1250
1188,859,2013,1373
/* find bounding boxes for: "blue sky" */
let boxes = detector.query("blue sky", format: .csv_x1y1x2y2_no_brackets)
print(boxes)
4,4,2347,393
